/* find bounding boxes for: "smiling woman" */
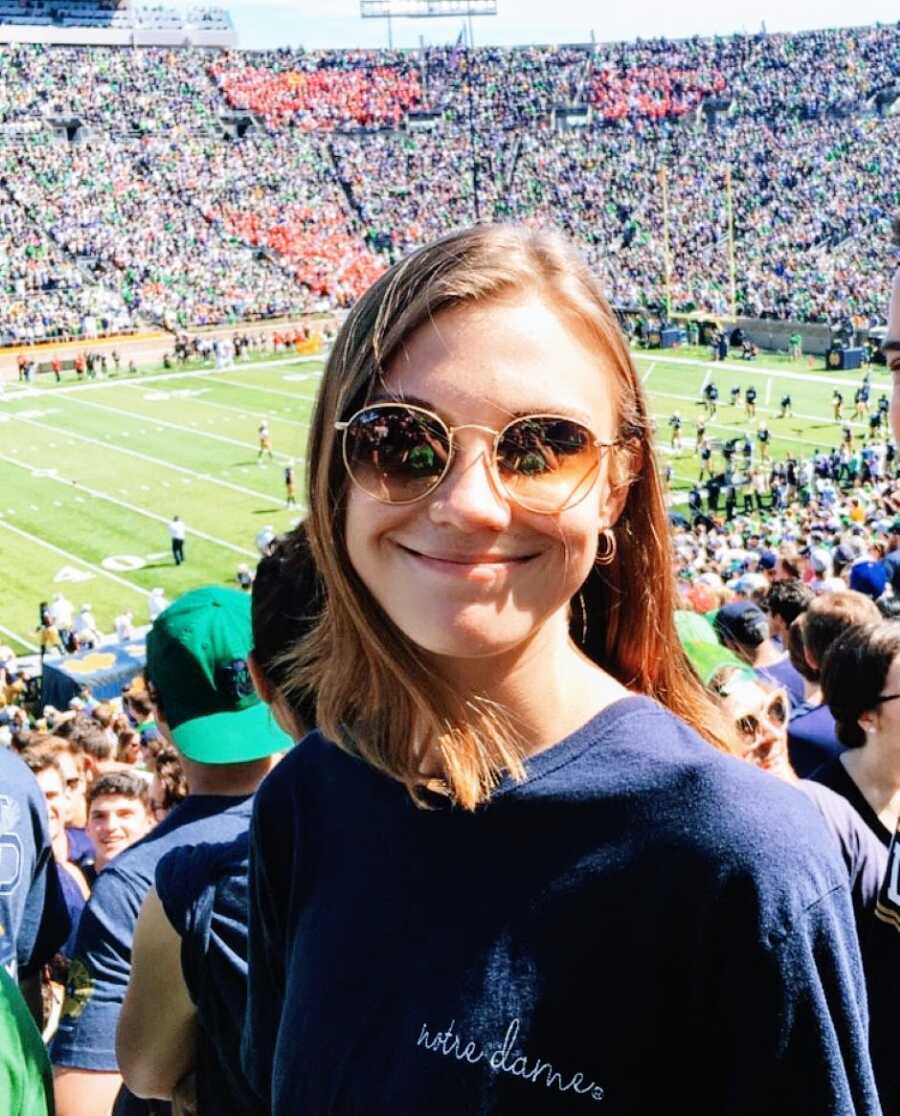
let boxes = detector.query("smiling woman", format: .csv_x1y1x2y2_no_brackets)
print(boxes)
244,225,881,1116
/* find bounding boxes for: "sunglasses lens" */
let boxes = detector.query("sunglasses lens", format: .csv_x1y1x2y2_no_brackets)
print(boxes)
737,715,759,739
343,405,450,503
767,698,787,726
497,418,601,512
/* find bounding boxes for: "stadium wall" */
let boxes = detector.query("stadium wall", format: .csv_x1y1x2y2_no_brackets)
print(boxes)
736,317,834,356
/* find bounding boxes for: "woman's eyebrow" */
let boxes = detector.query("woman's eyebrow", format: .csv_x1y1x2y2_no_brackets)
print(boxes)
368,392,594,426
369,391,435,410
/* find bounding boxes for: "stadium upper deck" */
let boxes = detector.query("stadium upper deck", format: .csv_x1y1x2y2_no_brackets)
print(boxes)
0,1,235,47
0,23,897,344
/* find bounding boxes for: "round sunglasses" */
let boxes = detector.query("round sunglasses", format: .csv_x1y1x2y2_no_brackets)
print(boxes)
334,402,622,514
734,690,788,743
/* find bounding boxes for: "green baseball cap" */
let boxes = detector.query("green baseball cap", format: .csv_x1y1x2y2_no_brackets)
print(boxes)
145,586,291,764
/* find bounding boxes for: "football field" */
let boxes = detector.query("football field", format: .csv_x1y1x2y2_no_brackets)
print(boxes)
0,344,890,654
0,352,321,653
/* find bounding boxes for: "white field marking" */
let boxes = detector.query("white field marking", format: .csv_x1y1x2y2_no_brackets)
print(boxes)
641,362,656,384
0,451,258,558
632,350,880,393
129,376,312,429
765,377,773,405
649,386,870,431
0,621,40,653
0,355,324,400
649,410,832,452
10,414,283,502
0,517,151,599
699,367,712,394
209,376,319,403
47,394,296,461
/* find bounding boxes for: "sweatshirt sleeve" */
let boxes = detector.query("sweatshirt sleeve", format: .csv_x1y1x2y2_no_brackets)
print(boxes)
700,881,880,1114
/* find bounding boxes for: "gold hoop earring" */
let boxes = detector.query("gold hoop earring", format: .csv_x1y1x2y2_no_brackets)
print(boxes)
596,528,617,566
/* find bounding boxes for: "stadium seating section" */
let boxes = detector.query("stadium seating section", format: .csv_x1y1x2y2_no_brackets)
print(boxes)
0,24,898,343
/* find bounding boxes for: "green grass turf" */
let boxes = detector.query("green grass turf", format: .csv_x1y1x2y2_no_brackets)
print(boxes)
0,352,320,652
635,346,894,498
0,343,891,654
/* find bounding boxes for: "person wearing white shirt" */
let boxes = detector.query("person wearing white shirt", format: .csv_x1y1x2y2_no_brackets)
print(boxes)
73,605,100,650
169,515,186,566
114,610,134,642
255,524,276,557
148,588,169,624
49,592,74,646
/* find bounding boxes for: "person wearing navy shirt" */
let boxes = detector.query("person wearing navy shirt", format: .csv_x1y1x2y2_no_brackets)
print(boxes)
242,227,880,1115
0,748,71,1013
119,536,316,1116
787,590,880,778
51,588,290,1116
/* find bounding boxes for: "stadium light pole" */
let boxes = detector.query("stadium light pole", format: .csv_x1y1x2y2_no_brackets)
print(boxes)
465,46,480,221
724,166,737,320
659,166,672,320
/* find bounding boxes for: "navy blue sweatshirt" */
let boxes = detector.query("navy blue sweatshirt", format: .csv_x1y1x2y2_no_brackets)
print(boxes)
244,696,880,1115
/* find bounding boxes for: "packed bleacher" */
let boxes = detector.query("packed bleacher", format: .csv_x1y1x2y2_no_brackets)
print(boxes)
0,24,897,343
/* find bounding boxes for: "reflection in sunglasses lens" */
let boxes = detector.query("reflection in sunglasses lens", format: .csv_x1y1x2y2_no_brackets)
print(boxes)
343,406,602,511
498,418,599,512
345,407,450,502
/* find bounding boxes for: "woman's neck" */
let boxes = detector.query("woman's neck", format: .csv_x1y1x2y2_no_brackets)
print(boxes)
430,612,630,760
841,745,900,831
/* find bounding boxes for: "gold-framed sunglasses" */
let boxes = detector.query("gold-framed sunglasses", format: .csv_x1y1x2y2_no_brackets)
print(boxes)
334,402,623,514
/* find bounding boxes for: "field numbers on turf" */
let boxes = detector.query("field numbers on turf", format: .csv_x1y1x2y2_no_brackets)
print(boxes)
54,566,94,584
143,389,209,402
31,469,58,479
282,372,319,382
102,555,145,573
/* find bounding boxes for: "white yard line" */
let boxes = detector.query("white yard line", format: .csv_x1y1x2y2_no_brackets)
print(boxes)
122,378,311,430
0,620,40,653
0,452,257,558
650,386,870,430
11,415,285,503
632,350,879,392
52,394,294,460
649,410,832,453
641,362,656,384
0,517,151,598
765,377,773,405
211,376,319,403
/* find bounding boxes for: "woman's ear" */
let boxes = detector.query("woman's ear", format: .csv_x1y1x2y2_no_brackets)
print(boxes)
248,651,275,705
602,438,642,528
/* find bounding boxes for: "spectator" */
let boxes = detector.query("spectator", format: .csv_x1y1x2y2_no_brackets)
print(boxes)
51,587,290,1116
819,620,900,846
712,599,804,706
84,772,153,878
0,748,70,1019
788,590,880,776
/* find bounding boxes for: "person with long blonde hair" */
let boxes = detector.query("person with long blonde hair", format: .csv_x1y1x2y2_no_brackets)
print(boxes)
244,226,878,1114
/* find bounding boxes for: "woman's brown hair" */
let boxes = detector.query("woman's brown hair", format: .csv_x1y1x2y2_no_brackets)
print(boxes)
289,224,737,809
821,620,900,748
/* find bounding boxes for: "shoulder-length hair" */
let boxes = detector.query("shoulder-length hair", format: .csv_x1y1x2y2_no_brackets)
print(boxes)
288,224,737,809
821,620,900,748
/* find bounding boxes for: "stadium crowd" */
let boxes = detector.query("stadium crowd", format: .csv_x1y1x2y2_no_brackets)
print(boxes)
0,23,899,340
2,228,900,1115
